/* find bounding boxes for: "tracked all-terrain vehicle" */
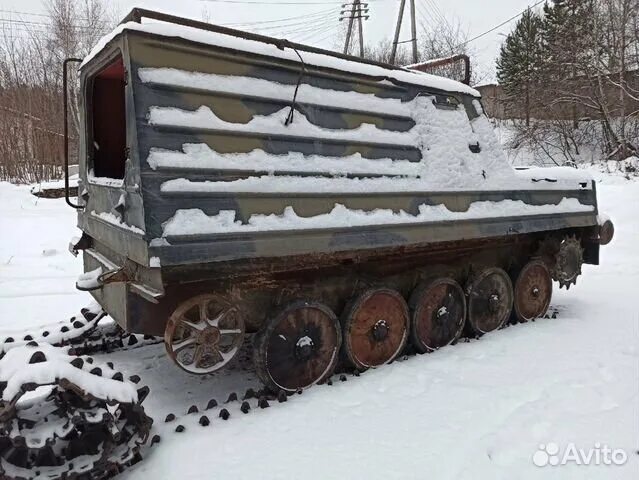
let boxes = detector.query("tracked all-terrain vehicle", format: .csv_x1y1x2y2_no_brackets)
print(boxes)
63,9,613,393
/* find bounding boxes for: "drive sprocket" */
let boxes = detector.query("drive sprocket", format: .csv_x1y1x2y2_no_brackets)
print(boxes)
552,235,584,290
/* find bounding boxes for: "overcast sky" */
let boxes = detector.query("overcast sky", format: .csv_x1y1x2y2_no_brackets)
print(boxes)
1,0,539,82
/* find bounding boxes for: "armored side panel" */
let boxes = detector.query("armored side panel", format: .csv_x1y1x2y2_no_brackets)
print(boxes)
119,31,597,268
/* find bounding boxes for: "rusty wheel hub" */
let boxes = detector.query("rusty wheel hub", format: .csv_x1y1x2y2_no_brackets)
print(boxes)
514,260,552,322
165,294,245,375
295,335,315,361
372,319,390,341
488,293,501,313
409,277,466,353
199,326,221,346
435,306,449,322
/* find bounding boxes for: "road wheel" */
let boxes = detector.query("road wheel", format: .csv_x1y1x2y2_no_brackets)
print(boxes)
513,260,552,322
165,294,245,374
254,301,341,392
466,267,513,335
341,288,409,370
409,277,466,353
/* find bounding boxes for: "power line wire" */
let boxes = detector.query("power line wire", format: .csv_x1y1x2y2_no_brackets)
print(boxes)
0,6,337,32
245,12,336,36
256,16,336,37
455,0,545,49
0,17,100,31
0,9,108,25
422,0,455,36
220,6,336,26
199,0,350,4
424,0,446,24
295,23,336,41
312,26,341,45
0,9,54,18
247,12,338,33
415,1,435,31
291,22,337,43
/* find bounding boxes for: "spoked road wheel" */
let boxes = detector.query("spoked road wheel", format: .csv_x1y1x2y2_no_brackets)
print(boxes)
341,288,409,370
409,278,466,353
513,260,553,322
466,267,514,335
165,294,245,374
254,301,341,392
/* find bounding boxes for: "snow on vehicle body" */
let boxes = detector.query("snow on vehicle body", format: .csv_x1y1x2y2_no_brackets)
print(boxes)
69,9,613,391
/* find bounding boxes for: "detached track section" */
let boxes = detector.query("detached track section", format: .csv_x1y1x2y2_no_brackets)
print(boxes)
0,304,161,359
0,345,153,480
0,305,157,480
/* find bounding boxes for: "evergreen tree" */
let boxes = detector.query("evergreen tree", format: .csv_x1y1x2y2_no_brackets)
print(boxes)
496,8,545,125
540,0,596,127
542,0,595,68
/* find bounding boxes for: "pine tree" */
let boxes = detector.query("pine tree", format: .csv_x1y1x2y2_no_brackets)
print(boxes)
540,0,596,127
496,8,545,126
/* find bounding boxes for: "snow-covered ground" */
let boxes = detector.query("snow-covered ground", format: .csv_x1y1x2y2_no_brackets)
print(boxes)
0,183,86,325
0,176,637,479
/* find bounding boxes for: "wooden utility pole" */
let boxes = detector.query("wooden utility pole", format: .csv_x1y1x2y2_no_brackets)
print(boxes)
390,0,418,64
409,0,418,63
341,1,369,57
358,9,364,58
390,0,406,64
343,1,358,54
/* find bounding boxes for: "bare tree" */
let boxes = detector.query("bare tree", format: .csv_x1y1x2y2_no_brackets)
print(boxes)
501,0,639,168
0,0,115,183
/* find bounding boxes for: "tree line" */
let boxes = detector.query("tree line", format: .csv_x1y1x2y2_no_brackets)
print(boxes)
497,0,639,166
0,0,113,183
7,1,622,183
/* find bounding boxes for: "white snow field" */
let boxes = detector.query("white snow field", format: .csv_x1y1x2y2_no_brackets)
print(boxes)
0,175,637,479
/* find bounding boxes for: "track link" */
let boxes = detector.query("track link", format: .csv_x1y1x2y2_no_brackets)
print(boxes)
0,343,152,480
0,303,161,359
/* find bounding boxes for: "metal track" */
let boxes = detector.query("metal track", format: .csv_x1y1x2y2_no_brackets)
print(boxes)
0,304,161,359
148,306,563,445
0,305,160,480
0,302,562,478
0,344,153,480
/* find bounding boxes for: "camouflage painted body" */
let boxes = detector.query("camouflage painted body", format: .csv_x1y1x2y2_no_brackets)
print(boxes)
75,28,601,336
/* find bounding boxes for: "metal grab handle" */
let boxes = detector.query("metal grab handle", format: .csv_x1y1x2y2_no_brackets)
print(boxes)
63,57,84,209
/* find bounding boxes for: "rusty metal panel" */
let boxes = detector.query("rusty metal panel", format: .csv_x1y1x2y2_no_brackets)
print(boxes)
151,211,597,266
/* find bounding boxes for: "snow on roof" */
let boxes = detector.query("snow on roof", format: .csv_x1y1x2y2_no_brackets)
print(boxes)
404,54,467,69
474,82,499,89
81,21,480,97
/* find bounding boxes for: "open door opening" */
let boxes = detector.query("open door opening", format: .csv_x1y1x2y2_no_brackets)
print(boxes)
90,55,126,179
